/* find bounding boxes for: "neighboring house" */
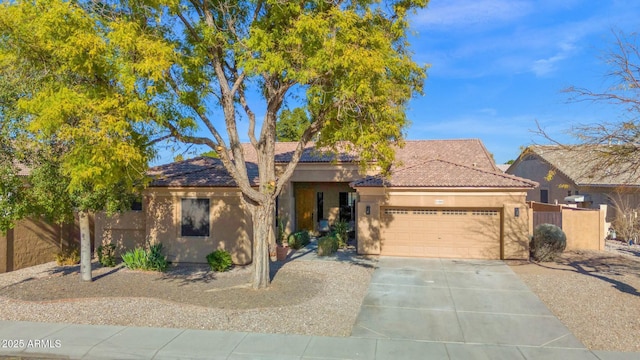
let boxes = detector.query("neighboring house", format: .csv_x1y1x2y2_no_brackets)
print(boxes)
496,164,510,173
506,145,640,223
97,139,537,264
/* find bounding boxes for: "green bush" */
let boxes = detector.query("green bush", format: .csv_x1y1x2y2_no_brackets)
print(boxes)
147,243,169,272
288,231,311,250
317,236,338,256
531,223,567,262
122,243,169,272
121,247,148,269
55,247,80,266
206,249,233,272
332,220,349,248
97,244,116,267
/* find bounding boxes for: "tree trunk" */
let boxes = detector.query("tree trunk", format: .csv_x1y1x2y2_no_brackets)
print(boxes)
79,210,92,282
251,198,275,289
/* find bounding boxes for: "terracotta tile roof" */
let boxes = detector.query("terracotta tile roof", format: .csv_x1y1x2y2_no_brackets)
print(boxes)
521,145,640,186
149,157,258,187
241,139,498,170
394,139,499,171
149,139,506,188
240,142,358,163
351,159,537,188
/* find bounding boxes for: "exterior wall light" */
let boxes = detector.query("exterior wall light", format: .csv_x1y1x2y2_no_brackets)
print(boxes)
514,207,520,218
366,205,371,215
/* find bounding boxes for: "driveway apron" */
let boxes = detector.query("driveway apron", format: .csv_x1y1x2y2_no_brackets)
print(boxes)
351,257,585,349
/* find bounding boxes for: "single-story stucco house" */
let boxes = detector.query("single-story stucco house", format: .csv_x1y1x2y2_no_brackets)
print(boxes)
506,145,640,223
96,139,538,264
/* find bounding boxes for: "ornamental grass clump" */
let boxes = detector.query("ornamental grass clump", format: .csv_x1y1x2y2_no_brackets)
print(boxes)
121,243,169,272
55,247,80,266
332,220,349,248
531,223,567,262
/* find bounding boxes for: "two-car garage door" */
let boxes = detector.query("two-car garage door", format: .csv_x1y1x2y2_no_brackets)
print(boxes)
380,207,502,259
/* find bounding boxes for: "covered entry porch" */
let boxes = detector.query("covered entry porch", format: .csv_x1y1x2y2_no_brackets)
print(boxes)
287,182,356,233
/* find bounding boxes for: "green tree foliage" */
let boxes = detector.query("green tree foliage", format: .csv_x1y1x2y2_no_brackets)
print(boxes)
0,0,163,205
149,0,427,288
1,0,428,288
0,0,168,280
276,108,311,142
200,150,219,158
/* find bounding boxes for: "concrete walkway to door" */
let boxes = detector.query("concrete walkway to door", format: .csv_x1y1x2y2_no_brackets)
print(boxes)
351,257,601,359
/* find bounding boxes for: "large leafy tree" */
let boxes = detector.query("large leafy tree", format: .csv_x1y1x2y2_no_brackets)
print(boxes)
151,0,427,289
2,0,428,288
0,0,162,280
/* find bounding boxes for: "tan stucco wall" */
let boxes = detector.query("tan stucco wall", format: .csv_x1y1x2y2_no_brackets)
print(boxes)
355,188,531,259
561,206,606,251
508,156,579,205
0,216,90,273
95,211,146,256
145,188,253,265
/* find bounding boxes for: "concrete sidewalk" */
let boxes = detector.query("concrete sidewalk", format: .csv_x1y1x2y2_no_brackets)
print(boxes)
0,320,637,360
1,256,639,359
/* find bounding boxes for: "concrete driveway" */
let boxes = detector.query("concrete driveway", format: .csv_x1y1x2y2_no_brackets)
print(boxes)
352,257,585,354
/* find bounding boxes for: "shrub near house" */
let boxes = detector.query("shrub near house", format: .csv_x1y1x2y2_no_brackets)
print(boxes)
531,224,567,262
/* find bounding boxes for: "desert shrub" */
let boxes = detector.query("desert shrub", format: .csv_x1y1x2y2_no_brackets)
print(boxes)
147,243,169,272
97,244,117,267
206,249,233,272
317,236,338,256
288,231,311,250
55,247,80,266
531,223,567,262
332,220,349,248
121,247,148,269
122,243,169,272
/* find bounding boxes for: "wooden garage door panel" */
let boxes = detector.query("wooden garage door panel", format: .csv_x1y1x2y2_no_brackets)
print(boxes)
380,208,501,259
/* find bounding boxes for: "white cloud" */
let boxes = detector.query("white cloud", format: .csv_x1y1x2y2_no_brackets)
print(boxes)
530,42,577,77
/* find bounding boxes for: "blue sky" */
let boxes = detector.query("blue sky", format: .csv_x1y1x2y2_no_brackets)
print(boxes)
155,0,640,165
406,0,640,163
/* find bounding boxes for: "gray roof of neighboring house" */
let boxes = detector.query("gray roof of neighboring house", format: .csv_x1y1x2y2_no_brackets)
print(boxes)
351,159,537,188
514,145,640,187
149,139,527,188
496,164,510,173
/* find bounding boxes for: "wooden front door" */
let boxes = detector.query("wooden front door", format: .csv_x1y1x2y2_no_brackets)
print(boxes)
295,188,315,231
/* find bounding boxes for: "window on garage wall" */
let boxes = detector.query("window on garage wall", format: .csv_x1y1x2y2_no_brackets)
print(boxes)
181,198,210,237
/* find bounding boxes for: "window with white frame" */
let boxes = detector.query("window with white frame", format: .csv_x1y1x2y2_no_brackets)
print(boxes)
181,198,210,237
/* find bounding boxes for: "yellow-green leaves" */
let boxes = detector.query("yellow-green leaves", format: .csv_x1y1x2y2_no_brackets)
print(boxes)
0,0,172,212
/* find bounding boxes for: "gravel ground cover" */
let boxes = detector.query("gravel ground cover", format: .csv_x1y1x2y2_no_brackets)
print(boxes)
509,240,640,352
0,251,374,336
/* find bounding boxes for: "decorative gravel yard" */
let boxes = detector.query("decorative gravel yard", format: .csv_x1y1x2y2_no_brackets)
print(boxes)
0,255,374,337
509,241,640,352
